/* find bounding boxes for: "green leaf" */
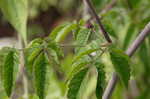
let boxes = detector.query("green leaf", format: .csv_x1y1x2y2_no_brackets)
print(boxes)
49,23,77,42
0,0,28,44
73,20,85,40
67,59,91,82
95,62,106,99
73,48,101,63
25,38,43,75
2,48,19,97
77,66,98,99
33,51,48,99
103,22,117,38
46,41,64,59
110,48,130,88
49,23,69,40
75,28,92,53
67,67,89,99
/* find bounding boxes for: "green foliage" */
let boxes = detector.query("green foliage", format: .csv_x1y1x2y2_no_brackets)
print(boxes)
77,66,98,99
0,0,150,98
49,23,77,42
103,22,117,38
1,47,19,97
49,23,69,41
33,51,48,99
46,40,64,61
0,0,28,44
110,48,131,88
95,62,106,99
25,38,43,75
72,48,101,63
67,67,89,99
75,28,92,53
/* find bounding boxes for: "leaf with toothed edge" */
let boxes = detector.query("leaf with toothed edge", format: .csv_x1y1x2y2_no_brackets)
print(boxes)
110,48,131,88
75,28,92,53
67,67,89,99
25,38,43,76
33,51,48,99
2,48,19,97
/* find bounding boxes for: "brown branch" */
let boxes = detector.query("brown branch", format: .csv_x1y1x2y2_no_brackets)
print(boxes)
83,0,112,43
102,22,150,99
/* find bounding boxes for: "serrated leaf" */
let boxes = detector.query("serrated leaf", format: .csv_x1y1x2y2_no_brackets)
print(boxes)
67,67,89,99
75,28,92,53
33,51,48,99
110,48,130,88
0,0,28,43
49,23,77,42
2,48,19,97
25,38,43,75
95,62,106,99
49,23,69,40
67,58,91,82
77,66,98,99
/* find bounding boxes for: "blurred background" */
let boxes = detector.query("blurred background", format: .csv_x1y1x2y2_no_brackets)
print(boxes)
0,0,150,99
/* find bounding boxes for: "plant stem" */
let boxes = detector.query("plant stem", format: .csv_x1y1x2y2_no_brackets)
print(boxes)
83,0,112,43
102,22,150,99
11,34,28,99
